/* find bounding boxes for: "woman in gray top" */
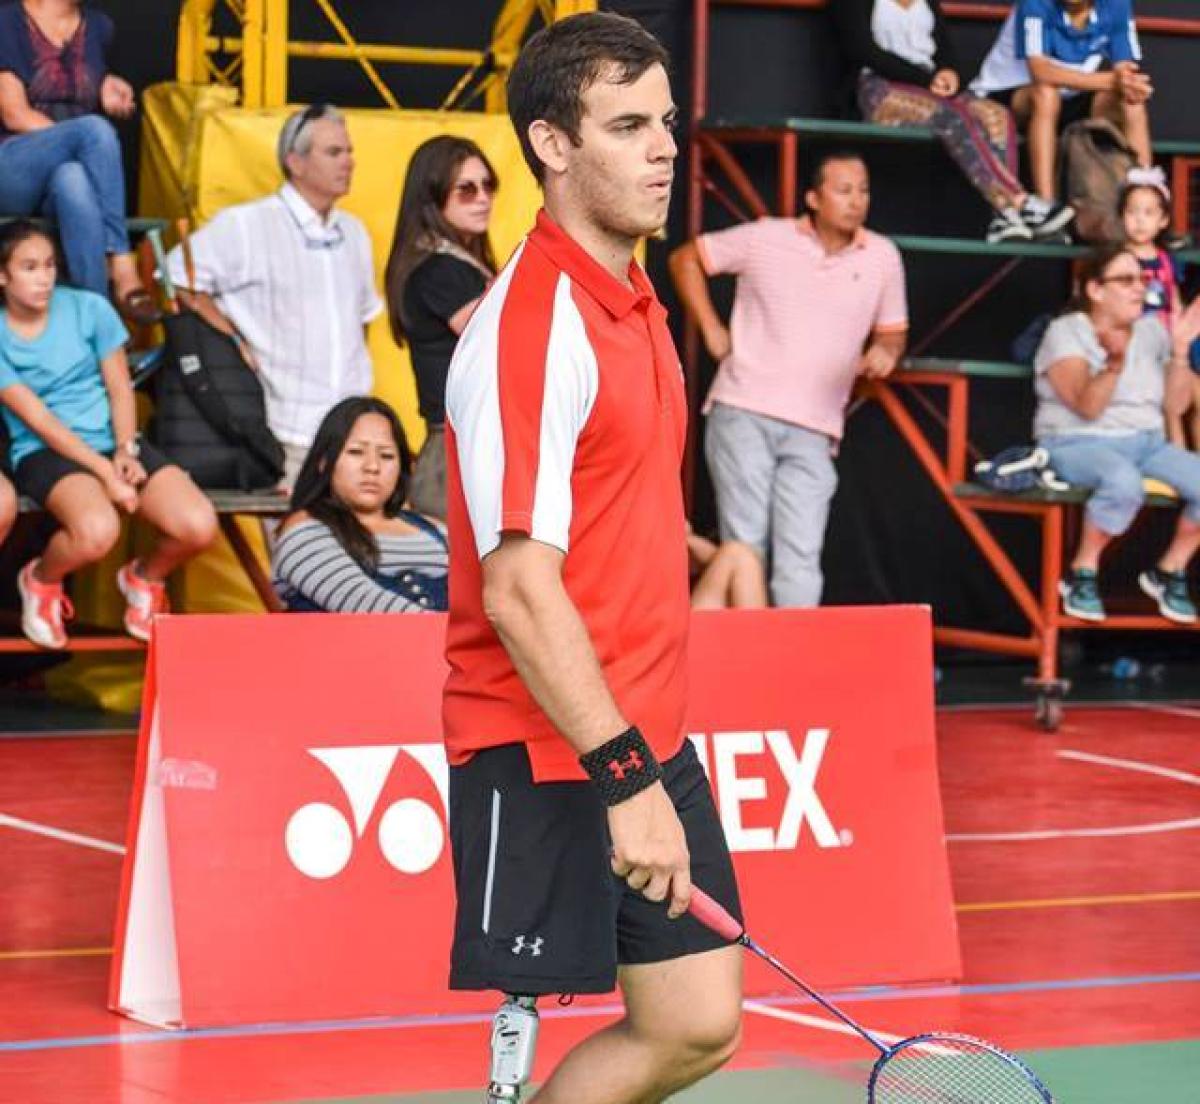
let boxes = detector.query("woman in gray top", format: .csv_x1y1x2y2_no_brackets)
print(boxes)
1035,245,1200,624
273,396,447,613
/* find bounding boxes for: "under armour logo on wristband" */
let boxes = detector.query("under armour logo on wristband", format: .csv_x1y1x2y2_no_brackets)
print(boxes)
607,751,645,781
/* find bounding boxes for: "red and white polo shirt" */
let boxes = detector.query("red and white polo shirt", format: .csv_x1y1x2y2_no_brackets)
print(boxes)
442,210,690,783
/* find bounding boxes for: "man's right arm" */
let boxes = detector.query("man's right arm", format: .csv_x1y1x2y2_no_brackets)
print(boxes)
481,534,692,917
669,241,731,362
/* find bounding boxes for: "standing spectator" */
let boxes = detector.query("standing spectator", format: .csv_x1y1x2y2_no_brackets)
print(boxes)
670,152,909,607
0,0,154,318
1034,246,1200,623
384,135,497,520
1117,171,1200,447
831,0,1071,242
971,0,1154,218
272,396,447,613
166,104,383,488
0,221,216,648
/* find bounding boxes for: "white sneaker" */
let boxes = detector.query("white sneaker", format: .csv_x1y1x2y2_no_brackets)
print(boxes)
17,559,73,649
987,209,1033,243
1021,197,1076,239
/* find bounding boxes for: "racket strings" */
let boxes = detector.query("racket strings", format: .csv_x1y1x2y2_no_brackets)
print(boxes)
871,1036,1052,1104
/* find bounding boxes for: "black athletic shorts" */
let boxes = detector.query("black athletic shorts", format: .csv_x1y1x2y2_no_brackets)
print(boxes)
14,442,173,506
448,738,743,995
989,86,1095,128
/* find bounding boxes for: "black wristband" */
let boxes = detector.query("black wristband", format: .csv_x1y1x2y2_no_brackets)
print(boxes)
579,727,663,806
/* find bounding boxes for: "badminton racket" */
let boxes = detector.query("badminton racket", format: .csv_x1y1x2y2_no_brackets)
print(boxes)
688,887,1054,1104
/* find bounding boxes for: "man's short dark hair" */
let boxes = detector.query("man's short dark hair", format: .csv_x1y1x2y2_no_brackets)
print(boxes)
808,151,868,193
507,11,670,183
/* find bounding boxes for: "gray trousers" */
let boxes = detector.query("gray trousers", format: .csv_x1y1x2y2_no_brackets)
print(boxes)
704,402,837,608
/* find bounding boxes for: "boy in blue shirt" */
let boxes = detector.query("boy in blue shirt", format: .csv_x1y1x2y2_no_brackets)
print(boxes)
972,1,1153,226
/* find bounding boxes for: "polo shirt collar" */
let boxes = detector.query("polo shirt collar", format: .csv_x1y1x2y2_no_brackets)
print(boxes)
796,215,868,254
279,182,343,234
528,210,654,320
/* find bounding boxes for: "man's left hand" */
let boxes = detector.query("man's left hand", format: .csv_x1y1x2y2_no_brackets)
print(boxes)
859,345,898,380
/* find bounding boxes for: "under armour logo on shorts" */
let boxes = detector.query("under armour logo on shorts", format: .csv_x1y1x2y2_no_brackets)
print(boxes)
512,935,544,956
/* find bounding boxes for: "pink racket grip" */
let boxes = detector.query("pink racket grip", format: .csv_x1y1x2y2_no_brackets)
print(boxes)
688,887,745,942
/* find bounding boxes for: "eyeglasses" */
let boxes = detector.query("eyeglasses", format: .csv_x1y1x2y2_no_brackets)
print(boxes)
284,102,334,156
280,195,346,251
1100,274,1142,288
450,178,498,202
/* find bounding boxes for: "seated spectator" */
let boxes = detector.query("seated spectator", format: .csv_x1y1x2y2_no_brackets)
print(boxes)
670,152,908,608
1118,171,1200,447
0,0,153,319
831,0,1056,243
166,104,383,488
272,396,448,613
687,525,768,609
384,136,498,520
971,0,1153,225
1034,245,1200,623
0,220,217,648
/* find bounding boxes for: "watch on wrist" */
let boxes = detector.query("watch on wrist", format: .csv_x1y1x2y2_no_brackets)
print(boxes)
118,436,141,459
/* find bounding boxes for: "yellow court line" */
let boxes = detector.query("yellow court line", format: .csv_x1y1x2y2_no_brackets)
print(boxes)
0,946,113,961
957,889,1200,913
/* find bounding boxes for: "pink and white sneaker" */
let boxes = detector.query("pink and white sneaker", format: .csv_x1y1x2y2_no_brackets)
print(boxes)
17,559,73,649
116,561,168,643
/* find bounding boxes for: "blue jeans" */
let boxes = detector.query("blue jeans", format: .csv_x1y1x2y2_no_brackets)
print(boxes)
0,116,130,295
1042,429,1200,535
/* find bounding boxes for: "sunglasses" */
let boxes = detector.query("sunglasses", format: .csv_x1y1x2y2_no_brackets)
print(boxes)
286,102,334,155
450,178,498,202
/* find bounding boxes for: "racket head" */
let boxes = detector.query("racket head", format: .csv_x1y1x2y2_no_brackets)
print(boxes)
867,1032,1054,1104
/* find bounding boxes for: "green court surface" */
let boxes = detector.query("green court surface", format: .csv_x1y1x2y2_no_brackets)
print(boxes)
298,1039,1200,1104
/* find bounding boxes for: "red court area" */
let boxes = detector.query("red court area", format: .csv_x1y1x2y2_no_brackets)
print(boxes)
2,703,1199,1102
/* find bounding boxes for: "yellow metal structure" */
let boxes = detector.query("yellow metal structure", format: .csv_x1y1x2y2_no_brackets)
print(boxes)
176,0,598,109
108,0,595,699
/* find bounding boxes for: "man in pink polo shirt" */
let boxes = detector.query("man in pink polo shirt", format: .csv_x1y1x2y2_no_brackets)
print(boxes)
671,152,909,606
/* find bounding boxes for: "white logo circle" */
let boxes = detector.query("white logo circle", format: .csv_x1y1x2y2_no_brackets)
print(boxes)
378,798,445,874
285,802,354,879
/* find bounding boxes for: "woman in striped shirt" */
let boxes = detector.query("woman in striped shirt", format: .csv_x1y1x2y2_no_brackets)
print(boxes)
272,396,448,613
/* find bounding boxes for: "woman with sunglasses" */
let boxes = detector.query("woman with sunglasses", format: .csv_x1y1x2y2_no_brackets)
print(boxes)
385,136,498,520
1035,244,1200,623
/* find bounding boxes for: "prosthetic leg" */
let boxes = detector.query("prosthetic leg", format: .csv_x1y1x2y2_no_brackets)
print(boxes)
485,994,540,1102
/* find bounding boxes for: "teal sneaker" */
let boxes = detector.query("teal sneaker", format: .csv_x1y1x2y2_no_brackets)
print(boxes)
1139,567,1198,624
1060,568,1106,621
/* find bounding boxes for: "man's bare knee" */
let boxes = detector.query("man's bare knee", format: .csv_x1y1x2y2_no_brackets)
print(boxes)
634,996,742,1077
1029,82,1062,117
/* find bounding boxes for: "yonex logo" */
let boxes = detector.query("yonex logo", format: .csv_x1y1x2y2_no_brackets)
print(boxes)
607,751,644,780
284,745,448,880
512,936,544,956
689,729,847,853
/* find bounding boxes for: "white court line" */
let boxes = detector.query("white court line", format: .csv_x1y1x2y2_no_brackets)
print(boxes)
0,813,125,855
948,748,1200,842
1058,749,1200,787
1126,702,1200,721
744,999,902,1046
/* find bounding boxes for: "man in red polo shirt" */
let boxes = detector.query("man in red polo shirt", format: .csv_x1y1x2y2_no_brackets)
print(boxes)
443,12,742,1104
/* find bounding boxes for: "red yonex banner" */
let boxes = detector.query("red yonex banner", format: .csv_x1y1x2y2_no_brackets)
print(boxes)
110,607,959,1028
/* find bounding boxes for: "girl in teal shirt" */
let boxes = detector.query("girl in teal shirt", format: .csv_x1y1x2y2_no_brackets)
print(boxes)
0,220,217,648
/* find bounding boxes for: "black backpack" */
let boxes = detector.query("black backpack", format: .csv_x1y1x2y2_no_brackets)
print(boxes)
150,310,285,491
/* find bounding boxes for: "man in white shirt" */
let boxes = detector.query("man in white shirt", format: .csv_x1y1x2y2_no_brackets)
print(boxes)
167,104,383,486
